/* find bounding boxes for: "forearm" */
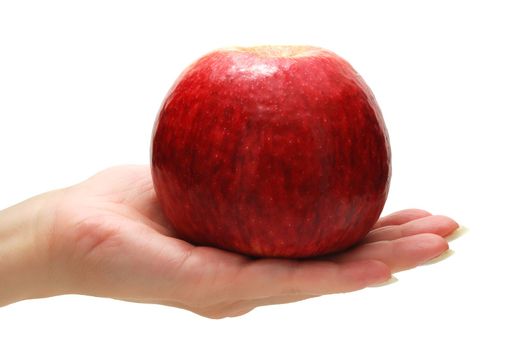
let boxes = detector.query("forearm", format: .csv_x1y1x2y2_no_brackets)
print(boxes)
0,194,57,306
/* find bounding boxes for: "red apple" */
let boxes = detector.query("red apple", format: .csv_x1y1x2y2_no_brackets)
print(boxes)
151,45,391,258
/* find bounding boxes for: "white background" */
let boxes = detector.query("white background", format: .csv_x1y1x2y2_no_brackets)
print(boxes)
1,0,522,349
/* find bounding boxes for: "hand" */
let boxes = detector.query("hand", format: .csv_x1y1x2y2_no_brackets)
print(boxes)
0,166,458,318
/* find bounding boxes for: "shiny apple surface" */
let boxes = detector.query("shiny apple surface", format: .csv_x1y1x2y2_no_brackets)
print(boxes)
151,46,391,258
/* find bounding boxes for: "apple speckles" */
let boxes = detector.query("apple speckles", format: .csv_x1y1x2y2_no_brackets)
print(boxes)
152,46,390,258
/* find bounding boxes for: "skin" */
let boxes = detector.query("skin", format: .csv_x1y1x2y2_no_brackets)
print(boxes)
0,165,458,318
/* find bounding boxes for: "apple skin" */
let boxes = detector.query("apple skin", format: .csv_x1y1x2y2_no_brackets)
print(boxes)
151,46,391,258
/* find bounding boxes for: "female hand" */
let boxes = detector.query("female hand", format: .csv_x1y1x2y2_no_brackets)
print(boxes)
0,165,458,318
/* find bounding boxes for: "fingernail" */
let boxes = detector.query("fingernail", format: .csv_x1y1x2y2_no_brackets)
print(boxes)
369,275,398,288
446,226,469,242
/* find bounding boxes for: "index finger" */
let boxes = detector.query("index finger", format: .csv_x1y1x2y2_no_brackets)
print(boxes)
373,209,432,229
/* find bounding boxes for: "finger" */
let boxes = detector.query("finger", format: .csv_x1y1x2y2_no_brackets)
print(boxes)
333,233,449,272
232,259,391,300
373,209,432,229
364,215,459,243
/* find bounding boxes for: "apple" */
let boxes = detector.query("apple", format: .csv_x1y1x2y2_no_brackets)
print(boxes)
151,45,391,258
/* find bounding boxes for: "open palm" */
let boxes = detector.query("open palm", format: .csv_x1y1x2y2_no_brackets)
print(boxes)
45,165,458,318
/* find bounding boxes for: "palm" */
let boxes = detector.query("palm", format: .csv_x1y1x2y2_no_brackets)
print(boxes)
48,166,458,318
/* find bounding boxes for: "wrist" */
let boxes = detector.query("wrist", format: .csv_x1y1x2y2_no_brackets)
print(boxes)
0,191,63,306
